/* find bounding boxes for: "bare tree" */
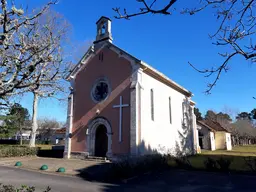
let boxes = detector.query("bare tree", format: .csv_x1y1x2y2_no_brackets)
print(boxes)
25,11,72,147
72,40,93,63
232,119,256,145
113,0,256,93
38,117,61,131
37,117,61,142
222,106,240,121
0,0,61,107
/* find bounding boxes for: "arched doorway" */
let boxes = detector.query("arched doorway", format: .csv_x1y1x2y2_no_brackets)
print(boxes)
86,117,112,158
94,124,108,157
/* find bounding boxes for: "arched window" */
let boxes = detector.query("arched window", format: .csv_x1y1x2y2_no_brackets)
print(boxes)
150,89,154,121
169,97,172,124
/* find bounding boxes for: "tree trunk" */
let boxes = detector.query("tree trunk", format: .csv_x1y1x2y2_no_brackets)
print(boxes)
19,123,22,145
29,92,39,148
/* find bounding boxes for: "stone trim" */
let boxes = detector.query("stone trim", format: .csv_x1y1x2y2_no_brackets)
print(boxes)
130,65,141,156
86,118,113,158
110,42,142,156
66,46,95,80
70,152,89,159
189,104,197,155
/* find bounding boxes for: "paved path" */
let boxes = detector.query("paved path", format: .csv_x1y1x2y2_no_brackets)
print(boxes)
0,166,108,192
1,166,256,192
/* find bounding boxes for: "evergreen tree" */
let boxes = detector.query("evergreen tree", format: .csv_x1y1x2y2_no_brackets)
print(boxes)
194,108,203,121
2,103,30,144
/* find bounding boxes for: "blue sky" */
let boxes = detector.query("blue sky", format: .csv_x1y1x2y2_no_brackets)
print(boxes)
16,0,256,122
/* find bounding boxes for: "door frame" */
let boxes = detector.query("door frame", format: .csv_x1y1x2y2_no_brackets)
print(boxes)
86,117,113,158
94,124,108,157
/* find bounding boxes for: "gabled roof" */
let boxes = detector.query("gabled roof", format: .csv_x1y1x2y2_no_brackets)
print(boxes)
96,16,111,24
67,41,193,97
197,120,230,133
55,128,66,134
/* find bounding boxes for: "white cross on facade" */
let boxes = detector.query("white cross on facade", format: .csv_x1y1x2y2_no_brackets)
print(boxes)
113,96,129,142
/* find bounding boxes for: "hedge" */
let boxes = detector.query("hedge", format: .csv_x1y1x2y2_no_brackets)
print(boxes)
0,139,19,145
0,145,38,157
0,184,51,192
22,140,52,145
79,154,172,182
0,139,52,145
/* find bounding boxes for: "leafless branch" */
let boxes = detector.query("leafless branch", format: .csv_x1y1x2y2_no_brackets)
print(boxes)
186,0,256,93
113,0,177,19
0,0,64,106
114,0,256,93
189,52,238,94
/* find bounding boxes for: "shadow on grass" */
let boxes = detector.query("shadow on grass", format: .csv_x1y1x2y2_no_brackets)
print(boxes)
75,162,113,183
76,154,256,181
75,161,174,192
189,153,256,175
73,154,256,192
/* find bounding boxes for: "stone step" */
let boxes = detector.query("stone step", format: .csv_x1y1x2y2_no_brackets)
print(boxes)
86,156,110,162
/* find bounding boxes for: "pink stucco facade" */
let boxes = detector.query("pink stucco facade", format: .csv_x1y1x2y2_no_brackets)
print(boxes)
71,47,132,156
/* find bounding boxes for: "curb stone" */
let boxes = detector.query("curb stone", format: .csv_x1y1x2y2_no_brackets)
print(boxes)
0,164,78,178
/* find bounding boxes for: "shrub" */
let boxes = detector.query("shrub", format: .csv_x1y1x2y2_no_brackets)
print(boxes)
244,157,256,171
107,154,169,181
204,157,233,172
204,158,218,171
0,146,38,158
0,184,51,192
174,156,192,169
216,157,233,172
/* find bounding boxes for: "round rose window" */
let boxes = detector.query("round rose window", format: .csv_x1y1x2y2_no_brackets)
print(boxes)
91,79,110,102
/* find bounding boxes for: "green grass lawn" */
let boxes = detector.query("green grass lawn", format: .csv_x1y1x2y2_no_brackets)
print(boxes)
34,144,52,150
201,145,256,156
22,144,52,150
232,145,256,153
188,155,250,171
186,145,256,172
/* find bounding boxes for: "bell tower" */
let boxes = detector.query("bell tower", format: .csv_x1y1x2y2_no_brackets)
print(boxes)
94,16,113,44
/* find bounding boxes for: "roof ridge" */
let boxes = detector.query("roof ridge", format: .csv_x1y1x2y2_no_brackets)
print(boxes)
67,41,194,98
204,119,229,132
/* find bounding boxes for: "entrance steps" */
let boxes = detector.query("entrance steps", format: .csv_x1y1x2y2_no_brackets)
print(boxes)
85,156,110,162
